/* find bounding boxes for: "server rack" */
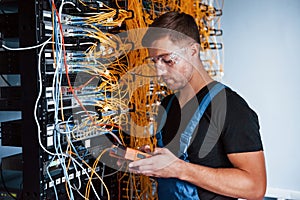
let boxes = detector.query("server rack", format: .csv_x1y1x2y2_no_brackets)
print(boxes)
1,1,126,199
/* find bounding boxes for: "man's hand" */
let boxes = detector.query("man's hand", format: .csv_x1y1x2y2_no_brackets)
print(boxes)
128,147,184,178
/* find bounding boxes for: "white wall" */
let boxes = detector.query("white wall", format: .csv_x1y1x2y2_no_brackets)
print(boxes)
222,0,300,192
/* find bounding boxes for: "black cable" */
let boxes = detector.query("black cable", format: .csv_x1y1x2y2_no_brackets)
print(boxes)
0,161,18,200
0,75,12,86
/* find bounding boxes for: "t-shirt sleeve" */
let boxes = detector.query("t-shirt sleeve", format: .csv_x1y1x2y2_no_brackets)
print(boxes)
220,89,263,154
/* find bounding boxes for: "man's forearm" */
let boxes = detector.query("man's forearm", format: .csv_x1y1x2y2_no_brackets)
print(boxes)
176,160,266,199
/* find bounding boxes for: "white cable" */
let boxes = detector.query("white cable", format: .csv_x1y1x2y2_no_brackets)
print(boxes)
72,162,83,191
58,0,65,20
103,162,124,177
63,42,96,47
2,38,51,51
107,131,122,145
69,156,102,200
68,145,83,192
59,1,81,14
46,157,59,200
57,132,75,199
34,37,58,156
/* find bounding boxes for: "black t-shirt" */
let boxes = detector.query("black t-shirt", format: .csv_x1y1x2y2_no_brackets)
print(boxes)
157,81,263,200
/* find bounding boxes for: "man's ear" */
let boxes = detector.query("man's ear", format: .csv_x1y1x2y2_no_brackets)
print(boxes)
190,43,200,57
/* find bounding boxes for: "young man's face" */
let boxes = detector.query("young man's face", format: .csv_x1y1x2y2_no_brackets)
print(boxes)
147,36,194,91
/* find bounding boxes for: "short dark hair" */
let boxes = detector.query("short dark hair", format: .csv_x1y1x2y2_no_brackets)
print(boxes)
142,11,200,47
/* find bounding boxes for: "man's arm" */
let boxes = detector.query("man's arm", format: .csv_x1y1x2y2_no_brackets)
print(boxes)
180,150,266,199
128,148,266,200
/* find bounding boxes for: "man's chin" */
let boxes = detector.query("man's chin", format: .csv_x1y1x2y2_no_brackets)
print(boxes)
163,79,182,90
165,83,179,91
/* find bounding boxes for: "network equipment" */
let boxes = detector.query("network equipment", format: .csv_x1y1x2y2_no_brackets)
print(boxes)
0,0,223,199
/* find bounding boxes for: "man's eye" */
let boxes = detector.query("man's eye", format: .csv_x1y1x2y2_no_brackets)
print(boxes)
162,59,174,65
147,57,158,64
150,58,156,63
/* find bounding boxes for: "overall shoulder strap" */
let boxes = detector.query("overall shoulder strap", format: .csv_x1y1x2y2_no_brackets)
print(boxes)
179,83,225,158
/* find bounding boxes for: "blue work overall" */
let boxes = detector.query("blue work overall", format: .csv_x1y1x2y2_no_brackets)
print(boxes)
156,83,225,200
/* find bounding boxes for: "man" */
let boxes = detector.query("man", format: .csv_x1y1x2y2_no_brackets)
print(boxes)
128,11,266,200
